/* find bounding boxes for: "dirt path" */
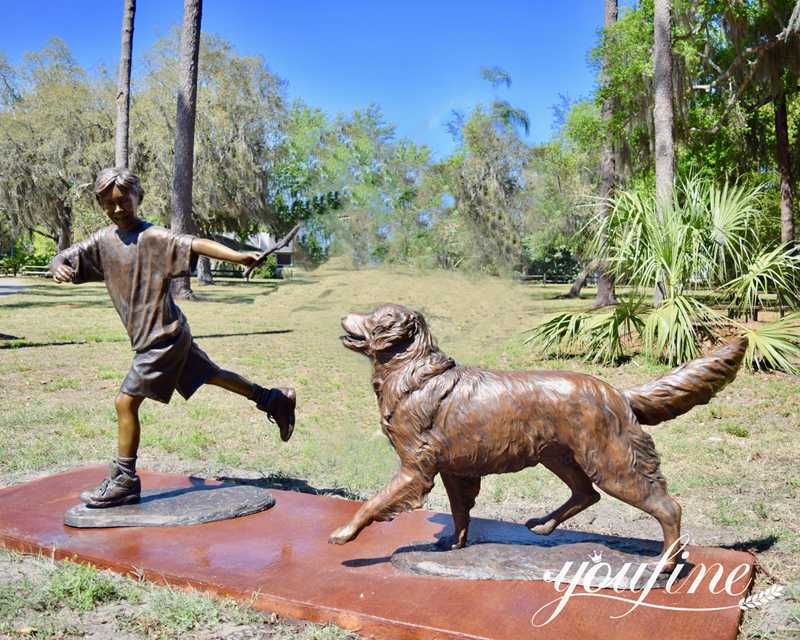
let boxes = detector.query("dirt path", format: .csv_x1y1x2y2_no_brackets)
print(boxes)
0,278,31,297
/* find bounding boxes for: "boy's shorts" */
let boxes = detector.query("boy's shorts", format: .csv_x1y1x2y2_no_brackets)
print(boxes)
120,328,220,403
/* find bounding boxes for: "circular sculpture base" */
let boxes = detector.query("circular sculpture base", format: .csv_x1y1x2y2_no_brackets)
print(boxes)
392,534,686,588
64,484,275,528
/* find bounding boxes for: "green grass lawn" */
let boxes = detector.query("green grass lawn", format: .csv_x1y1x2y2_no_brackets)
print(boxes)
1,262,798,638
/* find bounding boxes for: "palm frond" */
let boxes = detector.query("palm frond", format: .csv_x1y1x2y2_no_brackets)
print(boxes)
705,180,763,281
583,297,648,364
642,295,726,365
598,176,768,293
740,314,800,374
525,311,590,355
491,100,530,136
527,298,648,364
723,245,800,318
480,66,512,89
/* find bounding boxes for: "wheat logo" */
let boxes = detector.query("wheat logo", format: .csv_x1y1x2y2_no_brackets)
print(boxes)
739,585,785,610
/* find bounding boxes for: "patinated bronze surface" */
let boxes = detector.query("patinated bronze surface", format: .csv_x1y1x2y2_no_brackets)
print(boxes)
65,482,275,528
392,537,677,587
330,303,747,570
49,167,296,509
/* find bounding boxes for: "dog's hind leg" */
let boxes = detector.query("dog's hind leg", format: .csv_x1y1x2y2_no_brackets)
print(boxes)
594,469,683,572
329,466,435,545
441,474,482,549
526,455,600,536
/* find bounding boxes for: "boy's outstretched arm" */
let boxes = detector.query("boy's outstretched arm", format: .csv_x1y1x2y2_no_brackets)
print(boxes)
50,232,104,284
51,254,76,283
190,238,260,268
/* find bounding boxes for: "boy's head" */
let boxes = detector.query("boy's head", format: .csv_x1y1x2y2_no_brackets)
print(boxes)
94,167,145,228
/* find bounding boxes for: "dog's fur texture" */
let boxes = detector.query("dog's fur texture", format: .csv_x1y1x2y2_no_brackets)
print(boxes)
329,304,747,566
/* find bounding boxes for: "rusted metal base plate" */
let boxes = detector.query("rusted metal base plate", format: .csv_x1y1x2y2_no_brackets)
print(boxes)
0,467,753,640
64,484,275,528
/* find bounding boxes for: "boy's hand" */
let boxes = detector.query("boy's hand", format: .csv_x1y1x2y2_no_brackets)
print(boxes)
238,252,262,268
52,264,76,283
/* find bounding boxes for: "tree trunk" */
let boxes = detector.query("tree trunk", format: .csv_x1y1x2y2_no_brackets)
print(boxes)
561,261,597,298
594,0,619,308
594,271,618,307
653,0,674,303
197,255,214,285
114,0,136,168
170,0,202,300
57,205,72,252
775,93,795,246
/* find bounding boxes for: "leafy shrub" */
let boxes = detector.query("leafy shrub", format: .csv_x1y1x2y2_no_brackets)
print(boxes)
0,240,54,275
527,176,800,372
526,297,647,364
252,254,280,279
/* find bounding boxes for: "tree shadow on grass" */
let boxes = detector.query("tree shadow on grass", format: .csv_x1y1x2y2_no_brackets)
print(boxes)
275,278,320,287
1,282,282,307
188,295,260,305
0,297,116,310
0,329,293,350
1,286,88,298
191,285,280,305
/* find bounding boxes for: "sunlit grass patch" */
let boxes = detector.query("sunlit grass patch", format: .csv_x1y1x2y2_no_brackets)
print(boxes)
40,560,127,611
1,265,798,601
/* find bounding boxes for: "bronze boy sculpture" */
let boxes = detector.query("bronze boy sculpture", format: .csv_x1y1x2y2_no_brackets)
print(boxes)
50,167,296,508
331,304,747,571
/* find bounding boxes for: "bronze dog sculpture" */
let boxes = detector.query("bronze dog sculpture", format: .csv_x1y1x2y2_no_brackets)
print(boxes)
329,304,747,569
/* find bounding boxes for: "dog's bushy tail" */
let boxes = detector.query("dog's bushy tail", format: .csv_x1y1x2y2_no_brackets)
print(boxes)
623,337,748,426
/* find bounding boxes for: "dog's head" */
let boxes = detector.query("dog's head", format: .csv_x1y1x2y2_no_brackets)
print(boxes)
341,304,434,362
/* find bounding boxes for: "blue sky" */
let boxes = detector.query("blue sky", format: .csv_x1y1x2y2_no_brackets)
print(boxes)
0,1,607,159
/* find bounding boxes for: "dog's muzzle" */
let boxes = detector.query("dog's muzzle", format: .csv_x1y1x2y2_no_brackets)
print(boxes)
341,314,369,351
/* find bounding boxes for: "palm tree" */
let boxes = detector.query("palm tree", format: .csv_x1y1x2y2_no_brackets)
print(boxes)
114,0,136,168
170,0,202,300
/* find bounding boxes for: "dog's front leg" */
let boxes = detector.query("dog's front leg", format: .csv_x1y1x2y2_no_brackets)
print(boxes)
329,467,434,545
441,473,482,549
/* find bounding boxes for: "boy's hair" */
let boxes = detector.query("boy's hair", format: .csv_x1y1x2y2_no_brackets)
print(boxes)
94,167,145,203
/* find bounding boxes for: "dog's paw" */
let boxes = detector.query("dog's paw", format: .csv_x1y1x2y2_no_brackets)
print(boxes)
328,524,358,545
526,517,558,536
450,531,468,549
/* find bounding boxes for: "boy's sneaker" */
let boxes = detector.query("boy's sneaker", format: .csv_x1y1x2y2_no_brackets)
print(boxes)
80,463,141,508
254,386,296,442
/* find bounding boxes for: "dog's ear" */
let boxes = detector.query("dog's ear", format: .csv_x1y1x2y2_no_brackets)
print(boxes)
370,307,420,353
408,310,435,351
408,310,426,339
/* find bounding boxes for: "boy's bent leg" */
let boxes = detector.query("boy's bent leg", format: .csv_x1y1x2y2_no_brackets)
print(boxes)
206,369,255,398
207,370,296,442
79,393,144,508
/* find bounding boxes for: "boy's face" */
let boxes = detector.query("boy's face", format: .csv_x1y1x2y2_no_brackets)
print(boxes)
97,184,140,229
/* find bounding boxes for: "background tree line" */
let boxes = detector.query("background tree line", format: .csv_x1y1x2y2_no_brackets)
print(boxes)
0,1,797,291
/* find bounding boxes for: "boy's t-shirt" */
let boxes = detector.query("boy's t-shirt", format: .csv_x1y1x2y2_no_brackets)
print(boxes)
57,221,195,351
